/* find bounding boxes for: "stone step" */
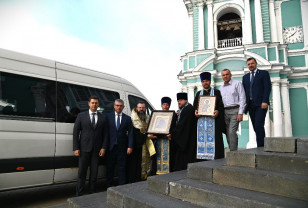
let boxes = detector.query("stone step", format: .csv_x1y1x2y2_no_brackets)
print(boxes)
264,137,297,153
297,137,308,156
226,148,308,175
107,181,202,208
67,191,109,208
147,171,307,208
44,203,68,208
213,165,308,201
187,159,226,182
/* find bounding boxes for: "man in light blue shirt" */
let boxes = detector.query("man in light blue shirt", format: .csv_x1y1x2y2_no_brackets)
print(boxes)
219,69,246,151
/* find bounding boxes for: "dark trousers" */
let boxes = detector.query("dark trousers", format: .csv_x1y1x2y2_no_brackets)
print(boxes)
107,145,127,187
249,104,267,147
76,150,99,196
127,146,142,183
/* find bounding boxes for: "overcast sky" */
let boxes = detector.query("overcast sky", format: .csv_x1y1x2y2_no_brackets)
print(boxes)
0,0,189,110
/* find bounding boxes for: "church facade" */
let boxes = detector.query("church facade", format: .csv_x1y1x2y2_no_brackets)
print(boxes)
179,0,308,148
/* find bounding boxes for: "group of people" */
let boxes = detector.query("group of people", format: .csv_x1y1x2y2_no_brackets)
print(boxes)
72,57,271,196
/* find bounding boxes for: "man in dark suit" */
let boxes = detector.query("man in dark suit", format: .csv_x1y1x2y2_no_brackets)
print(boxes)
106,99,133,187
73,95,109,196
242,57,271,147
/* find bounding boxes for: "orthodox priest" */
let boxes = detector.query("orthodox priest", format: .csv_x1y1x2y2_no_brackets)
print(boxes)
148,97,177,174
171,93,197,171
127,102,156,183
193,72,225,160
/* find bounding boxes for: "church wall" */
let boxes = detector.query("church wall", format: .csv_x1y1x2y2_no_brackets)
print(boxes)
288,55,306,67
214,60,246,71
189,56,196,69
193,6,199,50
261,0,271,42
250,0,257,43
203,6,208,49
281,0,304,50
180,0,308,149
183,59,188,71
278,49,284,62
248,47,267,59
267,47,277,61
289,88,308,136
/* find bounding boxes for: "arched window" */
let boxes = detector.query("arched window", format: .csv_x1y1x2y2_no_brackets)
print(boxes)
217,13,242,48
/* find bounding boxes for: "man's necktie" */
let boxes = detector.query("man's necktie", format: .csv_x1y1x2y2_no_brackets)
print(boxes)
92,113,96,128
116,114,121,130
250,71,255,100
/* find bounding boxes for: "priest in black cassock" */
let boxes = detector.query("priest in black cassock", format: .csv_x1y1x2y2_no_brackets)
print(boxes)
171,92,197,171
193,72,225,160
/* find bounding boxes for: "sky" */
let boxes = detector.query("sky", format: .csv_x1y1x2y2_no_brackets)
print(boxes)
0,0,190,110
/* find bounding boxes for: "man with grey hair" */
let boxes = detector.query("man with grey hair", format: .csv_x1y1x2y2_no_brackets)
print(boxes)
106,99,133,187
220,69,246,151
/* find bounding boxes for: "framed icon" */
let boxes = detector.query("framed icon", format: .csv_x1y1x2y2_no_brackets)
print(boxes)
197,95,216,116
146,110,175,135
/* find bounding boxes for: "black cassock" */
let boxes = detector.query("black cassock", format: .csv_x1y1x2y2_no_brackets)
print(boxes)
171,103,197,171
193,88,225,160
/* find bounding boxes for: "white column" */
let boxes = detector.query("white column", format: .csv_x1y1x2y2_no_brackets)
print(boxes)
188,86,195,104
182,86,188,93
244,0,253,44
275,1,283,44
281,82,293,136
265,109,271,137
272,81,283,137
188,13,194,51
269,0,278,42
255,0,264,43
214,20,218,48
246,116,257,148
198,3,204,50
207,1,214,49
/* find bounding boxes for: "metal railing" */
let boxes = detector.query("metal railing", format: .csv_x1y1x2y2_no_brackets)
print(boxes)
218,37,242,48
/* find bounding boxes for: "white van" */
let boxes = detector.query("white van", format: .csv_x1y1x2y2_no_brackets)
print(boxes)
0,48,154,191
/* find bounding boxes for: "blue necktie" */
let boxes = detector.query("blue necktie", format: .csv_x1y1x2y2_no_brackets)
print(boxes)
116,114,121,130
250,71,255,100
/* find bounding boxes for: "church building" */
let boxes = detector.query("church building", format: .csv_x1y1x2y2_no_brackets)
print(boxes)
179,0,308,148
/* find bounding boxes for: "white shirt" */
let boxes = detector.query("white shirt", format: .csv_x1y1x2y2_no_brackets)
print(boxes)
219,79,246,114
89,109,98,124
115,112,122,126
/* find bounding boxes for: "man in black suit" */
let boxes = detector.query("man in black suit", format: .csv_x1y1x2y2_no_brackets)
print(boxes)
73,95,108,196
242,57,271,147
106,99,133,187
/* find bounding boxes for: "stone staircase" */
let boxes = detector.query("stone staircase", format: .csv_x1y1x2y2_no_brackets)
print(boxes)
67,137,308,207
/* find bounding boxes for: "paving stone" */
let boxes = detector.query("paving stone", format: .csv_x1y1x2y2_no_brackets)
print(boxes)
226,148,308,175
168,178,308,208
213,165,308,201
297,137,308,156
107,181,201,208
264,137,297,153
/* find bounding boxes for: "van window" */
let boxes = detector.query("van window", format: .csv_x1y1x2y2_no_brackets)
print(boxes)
128,95,153,115
57,82,120,123
0,72,56,119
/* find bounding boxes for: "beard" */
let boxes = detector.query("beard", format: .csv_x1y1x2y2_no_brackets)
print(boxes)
137,111,146,122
